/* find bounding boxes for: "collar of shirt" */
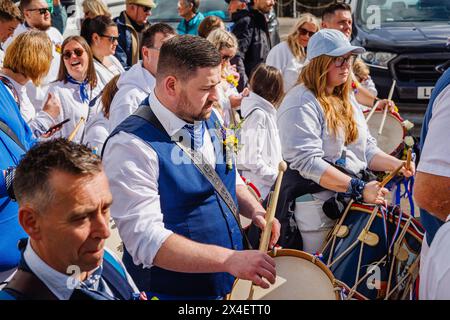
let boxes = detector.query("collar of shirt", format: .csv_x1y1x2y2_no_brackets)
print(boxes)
24,242,101,300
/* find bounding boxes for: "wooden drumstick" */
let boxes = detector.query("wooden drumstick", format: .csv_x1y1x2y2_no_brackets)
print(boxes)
258,161,288,252
378,80,396,135
68,117,85,142
406,148,412,171
365,101,378,122
380,162,405,188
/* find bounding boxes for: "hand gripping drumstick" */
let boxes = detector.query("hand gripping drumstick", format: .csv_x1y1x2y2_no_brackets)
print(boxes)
380,162,405,188
258,161,288,252
247,161,287,300
68,117,85,142
378,80,396,135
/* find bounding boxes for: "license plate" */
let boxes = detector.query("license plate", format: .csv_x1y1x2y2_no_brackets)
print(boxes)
417,87,434,99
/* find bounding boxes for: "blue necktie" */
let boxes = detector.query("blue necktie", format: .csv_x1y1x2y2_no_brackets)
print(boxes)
184,121,205,150
70,266,117,300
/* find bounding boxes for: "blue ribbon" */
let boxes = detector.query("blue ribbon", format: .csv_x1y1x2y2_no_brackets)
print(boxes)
66,74,90,104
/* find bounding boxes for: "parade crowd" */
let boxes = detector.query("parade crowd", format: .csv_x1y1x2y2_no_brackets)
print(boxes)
0,0,448,300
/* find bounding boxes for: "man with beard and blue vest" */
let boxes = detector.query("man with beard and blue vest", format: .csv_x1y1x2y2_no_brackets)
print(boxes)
415,67,450,299
102,35,281,300
0,139,141,300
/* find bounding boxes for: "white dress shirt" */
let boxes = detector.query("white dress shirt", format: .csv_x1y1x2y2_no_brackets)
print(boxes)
92,55,124,99
103,90,244,269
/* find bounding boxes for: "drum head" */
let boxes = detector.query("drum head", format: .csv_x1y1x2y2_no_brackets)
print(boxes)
366,111,404,155
229,249,339,300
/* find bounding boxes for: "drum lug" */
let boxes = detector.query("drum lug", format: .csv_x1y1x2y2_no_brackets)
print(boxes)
333,225,349,238
357,230,379,246
393,244,408,262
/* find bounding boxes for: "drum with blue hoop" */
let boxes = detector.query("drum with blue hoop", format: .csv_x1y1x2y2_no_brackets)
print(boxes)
321,202,424,300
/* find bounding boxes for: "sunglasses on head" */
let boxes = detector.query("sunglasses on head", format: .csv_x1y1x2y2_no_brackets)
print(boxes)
298,28,316,37
99,34,119,43
62,48,84,60
27,7,50,15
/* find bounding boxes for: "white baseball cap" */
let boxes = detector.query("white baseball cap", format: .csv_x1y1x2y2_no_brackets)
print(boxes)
307,29,365,61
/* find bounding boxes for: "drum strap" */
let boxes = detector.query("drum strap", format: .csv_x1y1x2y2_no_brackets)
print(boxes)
133,105,253,250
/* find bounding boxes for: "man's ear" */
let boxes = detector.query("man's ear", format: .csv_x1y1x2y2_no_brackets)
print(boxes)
163,75,179,97
142,46,149,61
19,206,43,240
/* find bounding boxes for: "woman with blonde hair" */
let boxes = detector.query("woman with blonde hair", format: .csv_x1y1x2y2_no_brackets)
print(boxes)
0,30,60,138
82,0,111,19
49,35,97,143
207,28,247,126
266,13,320,93
277,29,414,253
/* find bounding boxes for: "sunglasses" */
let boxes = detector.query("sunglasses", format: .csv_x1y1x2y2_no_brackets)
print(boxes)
298,28,316,37
334,55,356,68
99,34,119,43
62,48,84,60
27,7,50,15
221,54,234,62
137,4,152,13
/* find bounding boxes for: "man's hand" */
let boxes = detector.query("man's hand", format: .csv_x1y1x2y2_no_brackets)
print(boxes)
252,213,281,249
225,250,276,289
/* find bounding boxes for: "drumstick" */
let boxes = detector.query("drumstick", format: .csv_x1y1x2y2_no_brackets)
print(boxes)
247,161,287,300
365,102,378,122
258,161,288,252
406,148,412,171
68,117,85,142
380,162,405,188
378,80,396,135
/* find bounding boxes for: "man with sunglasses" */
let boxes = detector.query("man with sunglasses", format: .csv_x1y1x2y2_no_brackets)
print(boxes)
114,0,155,70
3,0,63,113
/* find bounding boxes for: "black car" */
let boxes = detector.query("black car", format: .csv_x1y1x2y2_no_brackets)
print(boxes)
149,0,280,46
350,0,450,136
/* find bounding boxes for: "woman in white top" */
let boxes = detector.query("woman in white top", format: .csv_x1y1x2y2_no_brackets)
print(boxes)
49,36,97,143
207,28,248,127
1,30,60,138
81,15,124,99
237,64,284,200
277,29,414,253
85,74,120,154
266,13,320,93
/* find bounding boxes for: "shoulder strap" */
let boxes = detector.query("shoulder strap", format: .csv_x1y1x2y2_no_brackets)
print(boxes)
243,107,264,120
2,269,58,300
0,75,20,109
0,119,26,152
102,250,134,300
133,105,252,249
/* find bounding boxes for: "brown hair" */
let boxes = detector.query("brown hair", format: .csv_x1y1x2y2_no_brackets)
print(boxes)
3,30,52,85
141,22,176,50
157,35,221,82
101,74,120,119
57,36,97,89
198,15,224,38
299,55,358,144
0,0,22,22
321,3,352,21
249,64,284,107
14,138,103,211
287,13,320,61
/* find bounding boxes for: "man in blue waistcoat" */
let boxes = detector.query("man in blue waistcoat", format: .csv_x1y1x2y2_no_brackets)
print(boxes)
103,35,281,299
0,139,140,300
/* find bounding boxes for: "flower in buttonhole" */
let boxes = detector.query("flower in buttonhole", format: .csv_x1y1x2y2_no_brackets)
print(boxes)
402,120,414,131
404,136,414,147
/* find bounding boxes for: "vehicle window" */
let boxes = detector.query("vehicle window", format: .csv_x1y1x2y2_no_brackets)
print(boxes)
357,0,450,24
149,0,229,21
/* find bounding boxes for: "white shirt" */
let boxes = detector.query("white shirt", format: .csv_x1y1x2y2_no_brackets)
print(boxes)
84,102,109,154
237,92,283,199
420,216,450,300
103,90,244,269
24,242,137,300
266,41,306,93
48,80,94,143
0,47,4,68
4,24,63,110
92,55,124,99
417,85,450,178
108,61,155,132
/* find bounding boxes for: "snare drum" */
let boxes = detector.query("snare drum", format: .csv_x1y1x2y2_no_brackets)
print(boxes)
365,110,406,158
227,249,341,300
321,202,424,300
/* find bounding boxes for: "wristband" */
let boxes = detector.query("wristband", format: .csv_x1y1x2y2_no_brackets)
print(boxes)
345,178,366,202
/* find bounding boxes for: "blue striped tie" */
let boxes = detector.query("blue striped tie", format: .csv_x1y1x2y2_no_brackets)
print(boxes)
184,121,205,150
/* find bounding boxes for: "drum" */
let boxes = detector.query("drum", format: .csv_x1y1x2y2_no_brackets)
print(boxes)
240,176,263,203
365,109,406,158
227,249,341,300
321,202,424,300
